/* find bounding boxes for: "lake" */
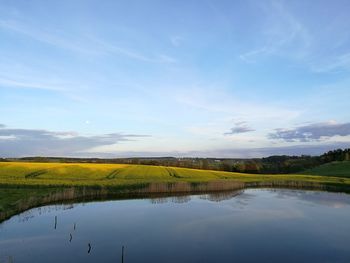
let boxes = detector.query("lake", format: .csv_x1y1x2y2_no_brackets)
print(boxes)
1,189,350,263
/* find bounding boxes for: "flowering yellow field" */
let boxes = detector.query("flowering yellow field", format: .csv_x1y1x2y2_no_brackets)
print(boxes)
0,161,349,187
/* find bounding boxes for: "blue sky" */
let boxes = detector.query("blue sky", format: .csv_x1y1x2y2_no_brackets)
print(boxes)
0,0,350,157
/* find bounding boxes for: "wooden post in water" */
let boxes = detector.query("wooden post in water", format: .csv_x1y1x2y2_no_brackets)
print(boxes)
54,216,57,229
69,233,72,242
73,223,76,230
88,243,92,254
121,246,125,263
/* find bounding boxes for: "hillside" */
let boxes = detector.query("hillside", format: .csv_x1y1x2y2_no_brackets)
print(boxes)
300,161,350,178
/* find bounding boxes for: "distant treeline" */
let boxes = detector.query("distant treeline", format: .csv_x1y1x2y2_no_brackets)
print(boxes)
4,148,350,174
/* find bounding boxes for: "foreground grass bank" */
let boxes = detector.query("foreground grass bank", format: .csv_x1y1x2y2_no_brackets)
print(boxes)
1,161,350,222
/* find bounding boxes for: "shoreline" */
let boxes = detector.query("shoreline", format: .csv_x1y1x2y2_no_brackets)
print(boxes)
2,180,350,223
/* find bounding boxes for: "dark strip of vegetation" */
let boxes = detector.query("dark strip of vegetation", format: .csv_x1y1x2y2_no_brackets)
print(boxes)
25,169,47,178
166,168,182,178
106,169,121,179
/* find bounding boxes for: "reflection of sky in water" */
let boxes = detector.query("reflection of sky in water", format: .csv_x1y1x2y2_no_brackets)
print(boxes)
1,189,350,263
271,189,350,208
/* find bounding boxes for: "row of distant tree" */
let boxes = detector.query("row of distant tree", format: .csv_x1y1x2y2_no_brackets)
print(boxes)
224,148,350,174
3,148,350,174
320,148,350,163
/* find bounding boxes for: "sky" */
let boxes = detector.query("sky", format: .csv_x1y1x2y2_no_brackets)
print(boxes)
0,0,350,158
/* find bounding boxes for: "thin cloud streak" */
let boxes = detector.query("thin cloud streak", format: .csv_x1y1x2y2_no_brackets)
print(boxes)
0,19,98,55
91,37,177,63
240,0,311,63
310,52,350,73
239,1,350,73
0,19,176,64
82,142,350,158
0,76,66,92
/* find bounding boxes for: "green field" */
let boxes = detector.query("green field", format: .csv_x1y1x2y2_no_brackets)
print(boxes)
1,161,350,222
300,161,350,177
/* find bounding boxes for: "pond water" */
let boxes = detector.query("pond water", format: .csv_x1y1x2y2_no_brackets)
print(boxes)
1,189,350,263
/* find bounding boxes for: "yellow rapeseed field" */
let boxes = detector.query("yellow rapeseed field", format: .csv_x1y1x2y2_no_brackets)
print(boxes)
1,161,349,187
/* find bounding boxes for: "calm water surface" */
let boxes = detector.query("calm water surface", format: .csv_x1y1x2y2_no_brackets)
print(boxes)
1,189,350,263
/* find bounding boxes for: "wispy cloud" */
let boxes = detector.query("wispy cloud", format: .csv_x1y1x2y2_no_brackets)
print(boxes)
92,37,177,63
0,76,66,91
0,19,99,55
310,52,350,73
224,122,255,135
238,1,350,74
173,85,301,122
0,19,176,64
170,36,183,47
269,121,350,142
240,0,310,63
102,142,350,158
181,142,350,158
239,48,270,63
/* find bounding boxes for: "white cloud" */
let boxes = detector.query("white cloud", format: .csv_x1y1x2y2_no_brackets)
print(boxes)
0,125,149,157
224,122,255,135
269,121,350,142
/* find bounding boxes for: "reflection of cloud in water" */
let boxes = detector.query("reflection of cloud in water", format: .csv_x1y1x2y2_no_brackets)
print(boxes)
0,234,58,247
148,189,350,209
235,191,256,200
171,196,191,204
150,190,244,204
0,255,14,263
269,189,350,208
199,190,244,202
16,204,76,223
175,206,305,235
150,197,169,204
150,195,192,204
228,190,257,208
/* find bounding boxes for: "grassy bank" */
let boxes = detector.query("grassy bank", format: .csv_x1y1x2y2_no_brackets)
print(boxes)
300,161,350,178
1,161,350,222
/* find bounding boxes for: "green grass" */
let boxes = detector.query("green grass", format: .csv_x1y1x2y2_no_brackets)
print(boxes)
1,161,350,222
0,187,57,212
300,161,350,178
